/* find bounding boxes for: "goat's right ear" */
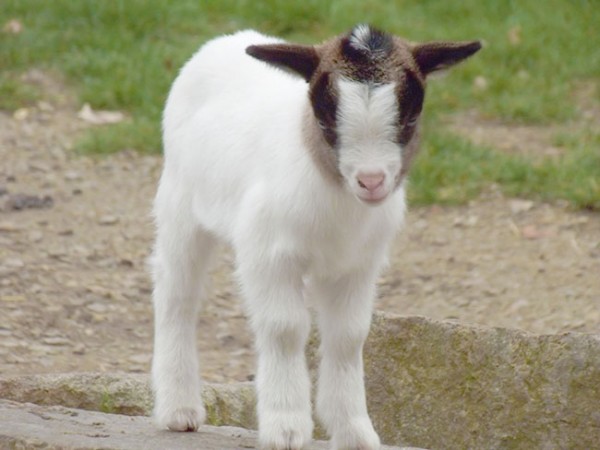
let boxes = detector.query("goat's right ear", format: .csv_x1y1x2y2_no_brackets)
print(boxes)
246,44,319,82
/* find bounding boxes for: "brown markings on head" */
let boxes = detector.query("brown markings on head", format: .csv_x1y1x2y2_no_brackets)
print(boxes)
247,25,482,187
306,27,428,186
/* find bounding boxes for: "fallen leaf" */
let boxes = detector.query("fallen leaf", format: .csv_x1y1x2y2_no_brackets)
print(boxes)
77,103,126,125
13,108,29,121
473,76,488,91
507,26,522,46
3,19,23,34
509,199,534,214
521,225,555,240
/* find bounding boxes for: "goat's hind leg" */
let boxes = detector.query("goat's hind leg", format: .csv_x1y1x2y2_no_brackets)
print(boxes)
151,215,217,431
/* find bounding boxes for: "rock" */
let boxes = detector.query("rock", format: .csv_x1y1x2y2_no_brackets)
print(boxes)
509,198,534,214
1,314,599,449
0,373,255,426
357,313,600,450
4,258,25,268
13,108,29,121
520,224,555,240
0,400,414,450
73,343,86,355
28,230,44,242
128,354,152,365
0,221,23,232
98,215,120,226
42,337,71,346
5,193,53,210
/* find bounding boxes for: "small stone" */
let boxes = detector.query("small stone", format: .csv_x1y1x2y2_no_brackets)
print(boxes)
13,108,29,121
0,221,22,232
521,225,554,240
0,328,12,337
28,231,44,243
86,302,108,313
28,161,51,173
47,248,67,259
73,343,86,355
128,354,152,365
509,199,534,214
5,258,25,268
6,193,53,211
42,337,70,346
453,215,479,227
64,171,82,181
37,101,54,112
98,215,119,226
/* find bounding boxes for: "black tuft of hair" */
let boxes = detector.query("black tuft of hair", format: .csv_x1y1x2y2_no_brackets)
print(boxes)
342,25,393,62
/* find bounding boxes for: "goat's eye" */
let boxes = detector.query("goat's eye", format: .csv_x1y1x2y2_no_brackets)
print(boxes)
317,120,327,130
407,117,418,127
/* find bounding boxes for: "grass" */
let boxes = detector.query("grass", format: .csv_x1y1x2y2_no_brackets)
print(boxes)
410,128,600,210
1,0,599,209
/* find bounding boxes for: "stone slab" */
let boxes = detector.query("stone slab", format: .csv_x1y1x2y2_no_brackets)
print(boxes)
0,399,419,450
2,312,600,448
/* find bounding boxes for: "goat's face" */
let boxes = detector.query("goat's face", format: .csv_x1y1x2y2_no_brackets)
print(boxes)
331,79,407,204
246,25,481,205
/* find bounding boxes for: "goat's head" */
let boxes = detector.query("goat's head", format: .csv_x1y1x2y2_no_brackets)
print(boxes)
247,25,481,205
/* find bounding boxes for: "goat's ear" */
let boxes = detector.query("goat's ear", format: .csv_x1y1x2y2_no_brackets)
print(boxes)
412,41,481,76
246,44,320,82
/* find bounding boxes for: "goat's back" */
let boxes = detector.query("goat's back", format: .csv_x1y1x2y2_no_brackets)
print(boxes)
163,30,305,147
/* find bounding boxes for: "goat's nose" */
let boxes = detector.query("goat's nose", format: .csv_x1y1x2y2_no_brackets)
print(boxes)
357,172,385,192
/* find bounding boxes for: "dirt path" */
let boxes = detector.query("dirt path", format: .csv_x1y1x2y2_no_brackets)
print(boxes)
1,73,598,383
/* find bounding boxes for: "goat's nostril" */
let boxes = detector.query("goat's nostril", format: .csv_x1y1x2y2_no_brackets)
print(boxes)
356,172,385,192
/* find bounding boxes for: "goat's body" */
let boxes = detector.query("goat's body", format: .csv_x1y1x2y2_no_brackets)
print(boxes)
152,27,480,450
159,30,405,275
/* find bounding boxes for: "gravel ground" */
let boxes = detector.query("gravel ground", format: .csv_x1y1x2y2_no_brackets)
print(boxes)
1,72,598,383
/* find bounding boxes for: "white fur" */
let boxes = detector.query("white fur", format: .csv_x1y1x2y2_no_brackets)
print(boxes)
152,30,406,450
349,24,374,53
336,79,401,203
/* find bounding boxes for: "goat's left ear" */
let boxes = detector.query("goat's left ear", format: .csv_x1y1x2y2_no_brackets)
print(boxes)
246,44,320,82
412,41,482,77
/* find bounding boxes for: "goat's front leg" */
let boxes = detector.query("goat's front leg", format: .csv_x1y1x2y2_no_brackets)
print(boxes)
237,255,313,450
312,271,381,450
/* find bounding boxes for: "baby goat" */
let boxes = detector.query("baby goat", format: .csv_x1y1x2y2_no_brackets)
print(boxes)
152,25,480,449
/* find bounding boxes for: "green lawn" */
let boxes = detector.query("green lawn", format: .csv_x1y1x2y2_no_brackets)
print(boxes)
1,0,599,209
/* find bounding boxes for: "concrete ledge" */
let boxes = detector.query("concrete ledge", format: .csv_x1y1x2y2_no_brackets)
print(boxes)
0,372,257,429
2,313,599,448
0,400,417,450
360,313,600,449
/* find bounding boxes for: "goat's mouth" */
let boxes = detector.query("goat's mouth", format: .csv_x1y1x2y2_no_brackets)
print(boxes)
356,190,389,205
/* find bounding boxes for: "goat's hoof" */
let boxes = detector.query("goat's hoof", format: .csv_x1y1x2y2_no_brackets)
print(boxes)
259,411,313,450
156,405,206,432
330,416,381,450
